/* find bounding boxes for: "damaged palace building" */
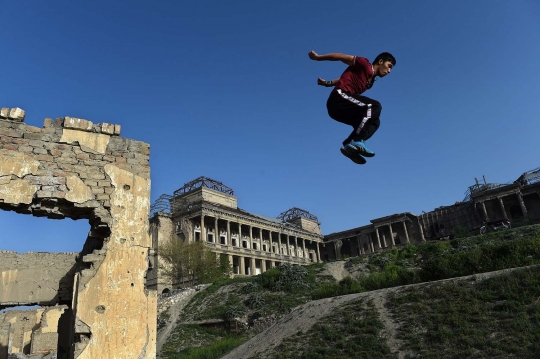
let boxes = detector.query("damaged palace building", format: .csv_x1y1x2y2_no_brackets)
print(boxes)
0,108,156,359
322,168,540,260
148,177,324,293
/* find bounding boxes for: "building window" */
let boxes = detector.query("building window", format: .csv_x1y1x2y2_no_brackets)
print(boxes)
242,241,248,249
253,243,257,250
207,233,214,243
263,244,267,252
220,236,226,245
195,231,201,241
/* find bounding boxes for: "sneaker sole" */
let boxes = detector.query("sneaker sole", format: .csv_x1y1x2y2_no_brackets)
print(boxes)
340,147,366,165
347,144,375,157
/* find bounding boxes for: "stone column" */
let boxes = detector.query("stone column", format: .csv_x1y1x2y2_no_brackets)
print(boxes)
238,223,242,247
200,214,205,242
286,234,291,256
214,217,219,243
228,255,233,277
271,261,276,268
227,220,231,246
301,238,306,258
250,257,256,276
418,218,426,242
403,221,410,244
316,242,321,262
239,256,245,275
480,201,489,221
388,223,395,246
294,236,298,257
261,259,266,273
369,238,375,253
375,228,384,248
249,225,253,250
517,193,528,219
498,197,508,219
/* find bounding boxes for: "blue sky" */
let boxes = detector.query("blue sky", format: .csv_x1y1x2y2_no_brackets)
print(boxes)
1,0,539,253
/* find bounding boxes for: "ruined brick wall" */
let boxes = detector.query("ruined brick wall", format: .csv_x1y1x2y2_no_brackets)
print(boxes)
0,252,78,308
0,108,156,358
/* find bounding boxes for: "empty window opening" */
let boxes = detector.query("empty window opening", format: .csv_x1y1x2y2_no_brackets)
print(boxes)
207,233,214,243
1,210,90,253
220,236,226,244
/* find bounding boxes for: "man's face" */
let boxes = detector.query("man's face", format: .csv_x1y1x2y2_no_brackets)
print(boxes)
377,60,394,77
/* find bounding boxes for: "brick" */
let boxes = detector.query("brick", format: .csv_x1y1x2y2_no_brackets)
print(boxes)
35,155,54,162
49,150,62,157
52,191,66,199
96,194,110,201
91,187,104,194
55,157,78,165
100,123,115,135
87,172,105,180
103,156,115,162
76,153,89,160
23,132,44,140
3,144,17,150
58,163,75,171
43,118,54,128
114,124,121,135
0,108,9,118
115,157,126,164
27,126,42,133
63,116,93,132
0,129,22,138
55,118,64,127
36,190,53,198
22,144,38,152
61,151,76,158
33,148,48,155
9,108,25,122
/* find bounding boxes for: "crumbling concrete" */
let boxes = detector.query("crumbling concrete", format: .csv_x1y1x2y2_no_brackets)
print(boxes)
0,252,78,308
0,108,156,358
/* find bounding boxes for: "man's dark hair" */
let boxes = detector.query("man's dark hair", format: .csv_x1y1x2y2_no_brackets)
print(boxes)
373,52,396,66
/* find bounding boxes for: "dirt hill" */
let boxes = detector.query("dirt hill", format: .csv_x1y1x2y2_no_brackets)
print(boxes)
158,224,540,358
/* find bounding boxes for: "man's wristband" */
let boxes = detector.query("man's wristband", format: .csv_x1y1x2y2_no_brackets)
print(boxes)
325,81,333,87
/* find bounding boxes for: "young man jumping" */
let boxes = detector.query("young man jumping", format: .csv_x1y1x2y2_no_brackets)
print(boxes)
308,50,396,164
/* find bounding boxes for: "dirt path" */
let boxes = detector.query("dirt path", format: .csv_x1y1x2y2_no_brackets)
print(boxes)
221,265,539,359
156,290,198,356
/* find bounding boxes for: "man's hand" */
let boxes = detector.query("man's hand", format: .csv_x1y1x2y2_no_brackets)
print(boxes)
308,50,320,60
317,77,327,86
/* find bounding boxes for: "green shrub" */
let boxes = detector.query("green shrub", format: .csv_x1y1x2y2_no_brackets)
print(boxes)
245,292,266,309
241,282,260,294
260,263,311,292
167,336,246,359
223,305,245,322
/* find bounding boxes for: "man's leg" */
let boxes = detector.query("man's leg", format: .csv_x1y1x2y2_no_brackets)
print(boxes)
342,96,382,157
326,90,368,164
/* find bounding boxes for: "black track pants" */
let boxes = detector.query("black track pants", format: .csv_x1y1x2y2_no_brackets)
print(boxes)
326,89,382,146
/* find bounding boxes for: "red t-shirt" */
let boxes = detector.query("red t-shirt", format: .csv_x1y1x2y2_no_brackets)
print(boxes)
334,56,374,95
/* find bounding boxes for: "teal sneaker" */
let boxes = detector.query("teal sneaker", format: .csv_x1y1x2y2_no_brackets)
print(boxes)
346,140,375,157
340,146,366,165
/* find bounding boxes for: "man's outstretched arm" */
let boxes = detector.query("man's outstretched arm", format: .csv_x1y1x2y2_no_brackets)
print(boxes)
317,77,340,87
308,50,354,66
